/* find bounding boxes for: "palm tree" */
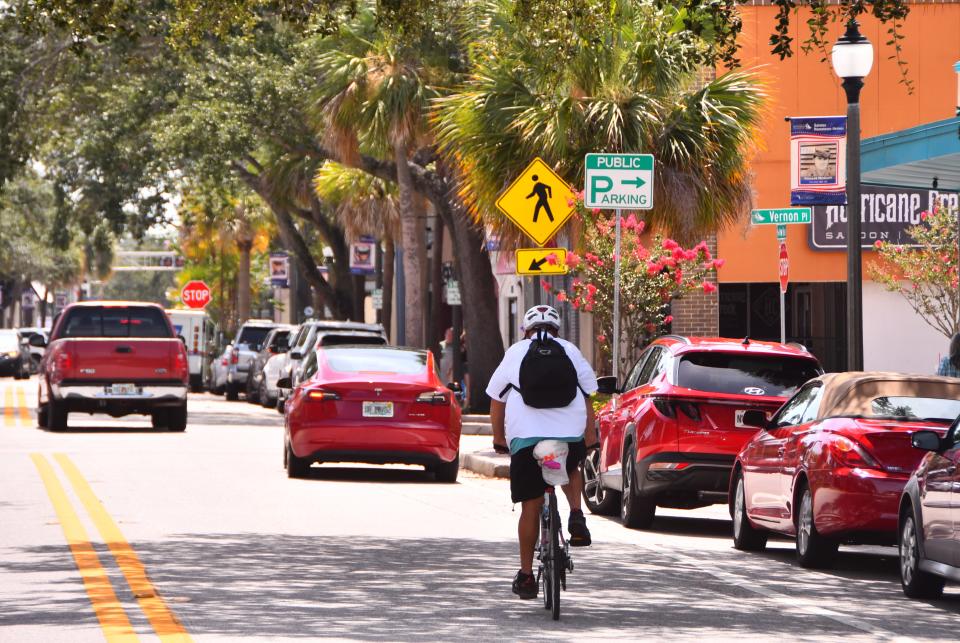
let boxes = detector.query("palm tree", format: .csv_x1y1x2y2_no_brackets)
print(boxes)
434,0,767,245
313,161,401,337
307,10,452,347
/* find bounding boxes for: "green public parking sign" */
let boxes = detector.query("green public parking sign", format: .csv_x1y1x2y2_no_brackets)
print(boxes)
584,154,654,210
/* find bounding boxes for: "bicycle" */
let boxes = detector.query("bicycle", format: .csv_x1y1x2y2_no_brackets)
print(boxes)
537,482,572,620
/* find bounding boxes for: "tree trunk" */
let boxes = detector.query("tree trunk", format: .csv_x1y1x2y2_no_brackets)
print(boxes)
438,186,504,413
394,142,425,347
237,240,253,324
382,235,395,341
429,214,445,356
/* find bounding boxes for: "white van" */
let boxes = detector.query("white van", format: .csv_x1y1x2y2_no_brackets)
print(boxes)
166,309,217,392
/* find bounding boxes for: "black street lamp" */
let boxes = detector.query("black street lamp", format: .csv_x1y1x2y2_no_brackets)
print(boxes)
832,20,874,372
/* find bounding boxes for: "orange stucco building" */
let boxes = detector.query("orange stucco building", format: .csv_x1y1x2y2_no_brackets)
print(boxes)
710,1,960,372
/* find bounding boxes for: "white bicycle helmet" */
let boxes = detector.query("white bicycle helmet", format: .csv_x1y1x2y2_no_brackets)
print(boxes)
522,305,561,332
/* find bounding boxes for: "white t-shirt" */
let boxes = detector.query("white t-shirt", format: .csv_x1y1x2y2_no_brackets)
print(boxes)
485,333,598,443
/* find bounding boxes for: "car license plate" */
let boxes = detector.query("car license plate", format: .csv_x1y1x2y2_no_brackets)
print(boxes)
109,383,138,395
735,409,768,428
362,401,394,418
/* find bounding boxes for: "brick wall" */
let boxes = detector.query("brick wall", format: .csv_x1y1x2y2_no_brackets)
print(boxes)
670,232,720,337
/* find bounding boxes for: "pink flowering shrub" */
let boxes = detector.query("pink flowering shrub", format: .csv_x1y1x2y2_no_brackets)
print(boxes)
551,204,721,369
869,204,960,337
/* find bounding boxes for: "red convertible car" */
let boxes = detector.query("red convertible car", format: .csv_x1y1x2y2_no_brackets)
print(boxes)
587,336,822,529
281,345,462,482
732,372,960,568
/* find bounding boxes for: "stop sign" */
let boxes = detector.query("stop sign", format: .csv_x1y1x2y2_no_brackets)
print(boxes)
181,280,212,309
778,243,789,294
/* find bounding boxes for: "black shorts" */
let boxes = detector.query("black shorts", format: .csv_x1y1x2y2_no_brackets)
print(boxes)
510,440,587,503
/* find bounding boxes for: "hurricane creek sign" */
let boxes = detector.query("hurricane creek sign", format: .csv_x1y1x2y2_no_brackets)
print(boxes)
810,185,959,251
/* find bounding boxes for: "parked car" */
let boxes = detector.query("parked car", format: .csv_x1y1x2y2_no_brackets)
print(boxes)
246,325,294,404
732,372,960,568
224,320,279,401
17,327,49,374
898,415,960,598
586,336,822,530
282,345,461,482
166,309,217,392
210,344,233,395
0,329,30,379
277,321,387,412
260,351,289,409
33,301,190,431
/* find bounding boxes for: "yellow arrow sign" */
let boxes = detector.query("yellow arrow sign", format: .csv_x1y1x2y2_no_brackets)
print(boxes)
515,248,569,276
496,158,577,247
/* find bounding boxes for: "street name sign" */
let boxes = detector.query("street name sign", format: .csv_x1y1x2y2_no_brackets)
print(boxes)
584,153,655,210
515,248,569,276
751,207,812,225
180,280,211,309
496,158,577,247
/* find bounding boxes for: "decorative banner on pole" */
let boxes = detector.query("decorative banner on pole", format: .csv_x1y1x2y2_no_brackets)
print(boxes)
790,116,847,206
269,252,289,287
349,236,377,275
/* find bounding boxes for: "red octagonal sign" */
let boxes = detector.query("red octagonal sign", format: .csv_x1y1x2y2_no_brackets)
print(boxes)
181,280,212,309
778,243,789,294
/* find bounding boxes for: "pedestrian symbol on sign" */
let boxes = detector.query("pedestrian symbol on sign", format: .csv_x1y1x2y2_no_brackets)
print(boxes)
526,175,554,223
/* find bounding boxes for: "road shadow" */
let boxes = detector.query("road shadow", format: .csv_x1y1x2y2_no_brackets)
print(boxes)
298,465,442,484
5,533,960,640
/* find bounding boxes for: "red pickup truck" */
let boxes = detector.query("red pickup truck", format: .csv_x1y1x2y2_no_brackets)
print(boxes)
33,301,190,431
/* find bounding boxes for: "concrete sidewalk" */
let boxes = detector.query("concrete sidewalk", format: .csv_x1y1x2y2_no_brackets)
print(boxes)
459,435,509,479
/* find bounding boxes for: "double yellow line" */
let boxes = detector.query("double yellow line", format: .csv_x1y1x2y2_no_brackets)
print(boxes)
4,384,30,427
32,453,193,642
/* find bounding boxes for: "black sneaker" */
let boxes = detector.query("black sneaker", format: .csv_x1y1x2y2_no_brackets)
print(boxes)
512,570,538,599
568,509,592,547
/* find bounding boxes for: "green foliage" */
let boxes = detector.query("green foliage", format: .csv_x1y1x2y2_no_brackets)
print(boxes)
869,204,960,338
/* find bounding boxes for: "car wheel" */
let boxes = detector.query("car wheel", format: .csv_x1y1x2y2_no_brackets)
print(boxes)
260,381,274,408
582,447,620,515
47,399,68,431
277,396,286,414
796,484,838,568
37,403,48,428
900,509,945,599
285,442,311,478
167,404,187,432
151,409,167,429
246,377,259,404
732,470,768,551
431,454,460,483
225,383,240,401
621,443,656,529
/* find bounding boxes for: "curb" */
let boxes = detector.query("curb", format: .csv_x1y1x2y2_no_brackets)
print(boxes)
460,450,510,479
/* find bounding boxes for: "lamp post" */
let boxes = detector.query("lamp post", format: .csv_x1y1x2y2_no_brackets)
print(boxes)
832,20,873,372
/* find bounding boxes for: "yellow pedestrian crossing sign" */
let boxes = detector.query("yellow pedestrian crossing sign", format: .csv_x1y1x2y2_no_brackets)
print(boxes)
515,248,569,276
495,158,577,247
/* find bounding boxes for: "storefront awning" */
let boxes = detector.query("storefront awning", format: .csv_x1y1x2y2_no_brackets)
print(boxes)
862,117,960,191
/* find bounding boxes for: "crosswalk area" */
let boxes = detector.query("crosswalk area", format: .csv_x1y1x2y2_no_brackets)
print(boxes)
2,379,33,427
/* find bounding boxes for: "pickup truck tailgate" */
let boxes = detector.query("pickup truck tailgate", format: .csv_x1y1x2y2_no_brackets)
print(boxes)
61,338,182,381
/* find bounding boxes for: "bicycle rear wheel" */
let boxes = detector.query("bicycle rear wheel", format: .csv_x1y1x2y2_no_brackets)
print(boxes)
541,503,553,612
548,493,561,620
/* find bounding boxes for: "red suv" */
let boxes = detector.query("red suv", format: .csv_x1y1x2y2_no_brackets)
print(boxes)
586,335,822,529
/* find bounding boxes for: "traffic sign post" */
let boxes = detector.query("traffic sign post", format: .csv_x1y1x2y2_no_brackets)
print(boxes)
495,158,577,247
751,207,810,345
180,280,212,310
515,248,569,276
584,153,656,379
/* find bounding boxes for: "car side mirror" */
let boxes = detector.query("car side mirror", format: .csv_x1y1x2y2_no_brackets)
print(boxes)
28,334,47,348
446,381,462,392
741,410,769,429
178,335,187,346
911,430,942,452
596,376,619,395
289,350,303,360
276,377,292,389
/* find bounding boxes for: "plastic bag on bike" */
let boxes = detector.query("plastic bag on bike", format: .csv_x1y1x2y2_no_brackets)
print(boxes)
533,440,569,486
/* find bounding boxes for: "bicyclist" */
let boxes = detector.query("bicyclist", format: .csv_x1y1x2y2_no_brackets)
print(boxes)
486,305,598,600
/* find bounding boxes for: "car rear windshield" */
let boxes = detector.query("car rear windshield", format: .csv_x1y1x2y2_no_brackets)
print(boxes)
59,307,172,339
319,334,386,347
0,333,19,350
236,327,272,351
324,348,427,375
869,396,960,422
677,353,821,397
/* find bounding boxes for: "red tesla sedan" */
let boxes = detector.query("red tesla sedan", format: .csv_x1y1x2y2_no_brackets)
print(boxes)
587,336,822,529
732,372,960,568
282,345,462,482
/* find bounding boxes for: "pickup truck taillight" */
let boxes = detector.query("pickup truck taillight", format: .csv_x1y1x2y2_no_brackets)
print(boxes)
174,348,189,382
51,349,72,384
230,351,239,365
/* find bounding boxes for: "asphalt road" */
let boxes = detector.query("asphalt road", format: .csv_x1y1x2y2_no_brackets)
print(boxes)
2,376,960,642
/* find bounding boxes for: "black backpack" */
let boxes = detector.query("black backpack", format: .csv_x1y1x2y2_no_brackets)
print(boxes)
501,331,580,409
